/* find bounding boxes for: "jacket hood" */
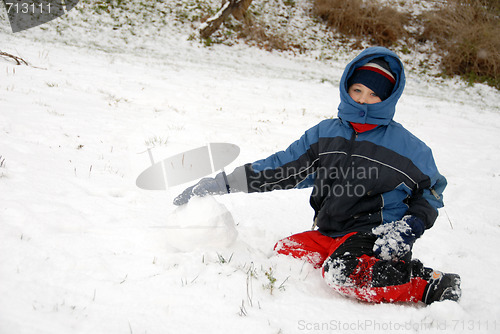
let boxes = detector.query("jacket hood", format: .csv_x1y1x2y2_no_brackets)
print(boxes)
338,47,405,125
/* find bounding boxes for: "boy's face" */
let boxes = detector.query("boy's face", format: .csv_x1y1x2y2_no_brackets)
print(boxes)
348,83,382,105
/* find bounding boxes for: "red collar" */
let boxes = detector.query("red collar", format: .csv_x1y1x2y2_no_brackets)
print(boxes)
350,122,378,133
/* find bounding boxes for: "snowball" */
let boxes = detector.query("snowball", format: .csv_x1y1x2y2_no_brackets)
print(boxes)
164,196,238,252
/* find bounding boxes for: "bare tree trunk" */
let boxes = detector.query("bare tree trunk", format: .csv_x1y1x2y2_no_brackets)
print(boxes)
232,0,253,21
199,0,253,39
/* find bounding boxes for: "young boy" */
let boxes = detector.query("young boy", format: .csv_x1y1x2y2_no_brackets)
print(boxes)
174,46,461,305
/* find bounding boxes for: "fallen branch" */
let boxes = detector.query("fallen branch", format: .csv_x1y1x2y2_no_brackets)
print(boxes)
0,50,29,65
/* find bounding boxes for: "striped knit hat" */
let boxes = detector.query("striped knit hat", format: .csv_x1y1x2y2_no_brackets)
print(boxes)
347,58,396,101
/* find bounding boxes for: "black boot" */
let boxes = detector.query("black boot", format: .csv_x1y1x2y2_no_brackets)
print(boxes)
410,259,434,280
422,271,461,305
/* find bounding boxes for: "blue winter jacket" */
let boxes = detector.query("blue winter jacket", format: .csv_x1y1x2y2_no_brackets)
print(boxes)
234,47,446,237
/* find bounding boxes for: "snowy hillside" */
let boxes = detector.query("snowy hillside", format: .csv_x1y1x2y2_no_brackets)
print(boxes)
2,2,500,334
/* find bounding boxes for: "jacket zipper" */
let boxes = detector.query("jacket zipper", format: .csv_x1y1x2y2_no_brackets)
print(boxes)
326,128,357,202
315,126,358,229
343,126,358,170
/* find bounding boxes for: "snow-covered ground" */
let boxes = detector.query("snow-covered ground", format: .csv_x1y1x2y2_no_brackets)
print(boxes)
2,4,500,333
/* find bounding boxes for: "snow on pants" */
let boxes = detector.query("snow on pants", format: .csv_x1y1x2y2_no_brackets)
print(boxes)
274,230,428,303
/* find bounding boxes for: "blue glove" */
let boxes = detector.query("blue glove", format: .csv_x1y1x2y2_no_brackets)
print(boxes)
372,215,425,261
173,172,230,206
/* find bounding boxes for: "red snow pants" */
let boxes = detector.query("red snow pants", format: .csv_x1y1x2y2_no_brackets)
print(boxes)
274,230,428,303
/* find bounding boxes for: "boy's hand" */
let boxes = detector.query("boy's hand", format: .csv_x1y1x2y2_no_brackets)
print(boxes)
372,215,424,261
173,173,229,206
